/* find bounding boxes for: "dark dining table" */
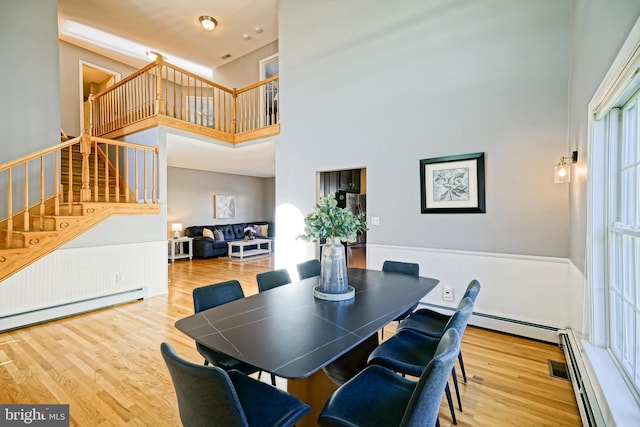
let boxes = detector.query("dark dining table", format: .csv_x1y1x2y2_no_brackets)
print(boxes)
175,268,439,426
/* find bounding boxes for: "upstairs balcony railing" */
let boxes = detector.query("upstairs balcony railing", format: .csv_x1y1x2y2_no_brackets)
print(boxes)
86,58,279,142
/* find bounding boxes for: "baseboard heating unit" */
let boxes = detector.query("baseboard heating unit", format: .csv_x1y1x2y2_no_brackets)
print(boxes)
0,288,146,332
557,329,605,427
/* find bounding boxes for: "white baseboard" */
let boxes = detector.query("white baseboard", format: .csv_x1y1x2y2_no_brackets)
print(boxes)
0,288,146,332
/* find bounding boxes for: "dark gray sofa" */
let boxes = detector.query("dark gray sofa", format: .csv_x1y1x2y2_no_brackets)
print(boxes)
184,221,274,258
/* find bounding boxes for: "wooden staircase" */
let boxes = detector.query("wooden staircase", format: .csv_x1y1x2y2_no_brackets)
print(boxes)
0,135,160,282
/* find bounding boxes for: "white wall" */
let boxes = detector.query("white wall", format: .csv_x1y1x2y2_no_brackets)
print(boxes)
277,0,575,337
167,166,275,235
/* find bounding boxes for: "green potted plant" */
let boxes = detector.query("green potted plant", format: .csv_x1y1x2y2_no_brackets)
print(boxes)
298,194,368,299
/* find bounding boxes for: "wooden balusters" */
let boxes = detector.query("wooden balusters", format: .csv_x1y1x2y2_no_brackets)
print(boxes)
80,132,92,202
23,163,29,232
143,150,147,204
93,144,99,202
124,148,130,203
6,169,12,247
115,146,120,202
134,150,139,202
54,150,60,216
84,58,278,141
39,156,45,230
67,145,73,209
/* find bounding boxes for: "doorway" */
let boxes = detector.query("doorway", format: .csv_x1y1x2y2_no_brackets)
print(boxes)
79,61,120,133
318,167,367,269
259,54,279,127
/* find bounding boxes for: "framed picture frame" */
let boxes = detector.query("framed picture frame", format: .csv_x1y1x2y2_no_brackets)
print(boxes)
214,194,236,219
420,152,486,214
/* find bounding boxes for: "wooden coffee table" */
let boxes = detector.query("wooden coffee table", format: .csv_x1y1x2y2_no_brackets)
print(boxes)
227,238,272,260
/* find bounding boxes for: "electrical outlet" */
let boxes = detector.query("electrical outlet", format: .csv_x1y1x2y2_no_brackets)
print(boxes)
371,216,380,226
443,286,454,302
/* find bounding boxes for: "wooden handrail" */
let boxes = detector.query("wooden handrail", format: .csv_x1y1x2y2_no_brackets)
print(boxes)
90,61,159,100
0,137,80,172
1,135,160,229
235,75,279,94
86,58,279,140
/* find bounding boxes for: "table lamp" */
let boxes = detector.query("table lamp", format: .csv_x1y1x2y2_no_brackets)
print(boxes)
172,223,183,239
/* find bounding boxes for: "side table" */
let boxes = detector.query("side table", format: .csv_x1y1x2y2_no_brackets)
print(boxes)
168,237,193,263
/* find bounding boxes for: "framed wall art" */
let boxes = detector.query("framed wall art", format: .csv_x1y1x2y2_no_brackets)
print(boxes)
420,152,486,214
214,194,236,219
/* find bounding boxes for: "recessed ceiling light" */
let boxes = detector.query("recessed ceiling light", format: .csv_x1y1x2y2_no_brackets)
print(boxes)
221,54,232,60
243,34,252,40
255,27,263,33
199,16,217,31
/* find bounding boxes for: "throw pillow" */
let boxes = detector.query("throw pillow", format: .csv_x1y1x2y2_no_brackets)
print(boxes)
253,225,261,236
259,224,269,237
214,229,225,242
203,228,214,239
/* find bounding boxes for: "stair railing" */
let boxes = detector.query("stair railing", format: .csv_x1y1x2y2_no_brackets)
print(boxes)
1,135,159,248
87,58,279,139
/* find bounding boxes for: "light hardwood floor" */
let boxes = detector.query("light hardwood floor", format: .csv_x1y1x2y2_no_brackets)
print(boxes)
0,256,581,426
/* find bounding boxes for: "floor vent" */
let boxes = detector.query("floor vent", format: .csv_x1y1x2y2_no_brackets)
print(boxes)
548,359,569,380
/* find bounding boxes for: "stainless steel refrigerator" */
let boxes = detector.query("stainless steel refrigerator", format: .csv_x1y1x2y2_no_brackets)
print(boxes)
336,191,366,268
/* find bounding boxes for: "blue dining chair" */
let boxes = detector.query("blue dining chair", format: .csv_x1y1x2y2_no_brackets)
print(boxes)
318,329,461,427
193,280,276,386
380,260,420,339
256,269,292,292
398,280,481,384
296,259,321,280
161,342,310,427
368,297,475,424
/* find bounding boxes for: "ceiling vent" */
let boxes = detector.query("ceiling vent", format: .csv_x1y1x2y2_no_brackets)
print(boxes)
221,54,232,60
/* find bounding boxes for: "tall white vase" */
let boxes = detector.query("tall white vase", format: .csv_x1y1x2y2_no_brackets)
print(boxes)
319,237,349,294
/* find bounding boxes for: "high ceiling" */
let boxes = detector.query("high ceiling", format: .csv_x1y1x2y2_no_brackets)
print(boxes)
58,0,278,177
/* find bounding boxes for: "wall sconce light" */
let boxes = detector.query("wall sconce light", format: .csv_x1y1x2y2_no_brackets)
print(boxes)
172,223,183,239
199,16,217,31
554,151,578,183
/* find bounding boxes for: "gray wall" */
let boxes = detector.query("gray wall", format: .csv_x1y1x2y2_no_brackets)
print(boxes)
214,40,278,89
59,41,137,137
568,0,640,271
278,0,571,258
167,167,275,236
0,0,60,160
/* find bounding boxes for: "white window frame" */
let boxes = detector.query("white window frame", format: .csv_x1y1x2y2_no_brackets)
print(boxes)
587,16,640,423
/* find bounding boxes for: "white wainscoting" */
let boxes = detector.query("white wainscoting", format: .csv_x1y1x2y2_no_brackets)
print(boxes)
368,244,576,342
0,241,167,331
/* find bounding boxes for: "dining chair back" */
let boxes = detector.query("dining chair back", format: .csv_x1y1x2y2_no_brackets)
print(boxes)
382,260,420,277
161,342,310,427
381,260,420,338
368,297,474,424
463,279,481,303
401,329,461,427
296,259,321,280
256,269,292,292
317,329,460,427
192,280,275,385
193,279,244,313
